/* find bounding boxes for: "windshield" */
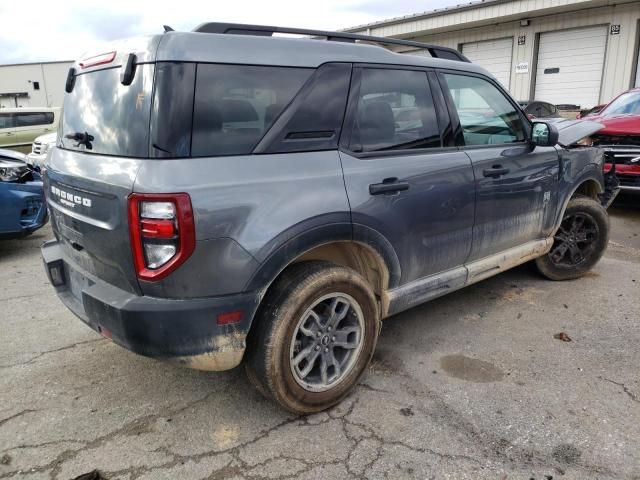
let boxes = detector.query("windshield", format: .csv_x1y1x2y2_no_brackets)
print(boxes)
59,64,154,157
601,90,640,116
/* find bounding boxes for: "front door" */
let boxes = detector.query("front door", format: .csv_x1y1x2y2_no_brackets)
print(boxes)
340,67,475,287
438,71,560,261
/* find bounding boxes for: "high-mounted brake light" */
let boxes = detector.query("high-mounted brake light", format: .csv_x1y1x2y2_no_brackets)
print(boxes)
79,51,116,69
128,193,195,281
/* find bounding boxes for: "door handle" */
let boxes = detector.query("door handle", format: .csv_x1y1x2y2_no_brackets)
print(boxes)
369,178,410,195
483,165,510,178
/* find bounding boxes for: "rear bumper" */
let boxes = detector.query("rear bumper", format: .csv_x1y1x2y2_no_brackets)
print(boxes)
41,239,261,371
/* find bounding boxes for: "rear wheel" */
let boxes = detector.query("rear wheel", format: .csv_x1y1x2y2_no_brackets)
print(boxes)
245,261,379,414
535,196,609,281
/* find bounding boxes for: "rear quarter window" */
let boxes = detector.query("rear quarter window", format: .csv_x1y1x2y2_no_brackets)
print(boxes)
191,64,312,157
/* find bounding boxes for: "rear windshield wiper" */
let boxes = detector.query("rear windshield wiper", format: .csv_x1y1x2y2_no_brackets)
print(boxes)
152,143,172,154
65,131,94,150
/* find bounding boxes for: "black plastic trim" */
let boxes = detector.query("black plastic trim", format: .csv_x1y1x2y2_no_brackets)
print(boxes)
255,63,352,154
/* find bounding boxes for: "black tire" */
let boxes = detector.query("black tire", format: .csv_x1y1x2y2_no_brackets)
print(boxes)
535,196,609,281
245,261,380,414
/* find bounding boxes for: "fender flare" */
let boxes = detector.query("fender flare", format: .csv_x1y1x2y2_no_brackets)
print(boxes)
244,222,401,294
553,165,604,231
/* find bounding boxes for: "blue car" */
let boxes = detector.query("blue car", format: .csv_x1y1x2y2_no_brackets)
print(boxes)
0,149,48,238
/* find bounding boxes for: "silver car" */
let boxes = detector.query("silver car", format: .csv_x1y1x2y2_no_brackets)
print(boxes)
26,132,57,169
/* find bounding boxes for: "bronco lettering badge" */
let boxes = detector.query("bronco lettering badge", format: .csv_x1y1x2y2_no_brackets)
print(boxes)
50,186,92,208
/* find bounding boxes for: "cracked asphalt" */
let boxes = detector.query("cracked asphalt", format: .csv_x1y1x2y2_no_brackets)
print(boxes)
1,194,639,480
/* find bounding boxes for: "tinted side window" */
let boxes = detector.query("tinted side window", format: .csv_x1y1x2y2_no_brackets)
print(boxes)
0,114,14,129
442,73,525,146
349,69,440,153
540,102,555,116
150,62,196,158
526,102,544,117
15,112,54,127
191,64,312,157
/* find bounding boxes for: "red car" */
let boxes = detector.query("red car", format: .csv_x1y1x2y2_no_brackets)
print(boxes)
588,88,640,192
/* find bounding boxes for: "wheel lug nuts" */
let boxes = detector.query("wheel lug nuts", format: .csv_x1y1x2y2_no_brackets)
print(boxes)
315,345,320,351
316,332,321,337
331,336,336,342
324,347,329,353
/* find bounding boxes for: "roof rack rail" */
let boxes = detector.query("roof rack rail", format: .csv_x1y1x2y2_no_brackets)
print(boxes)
192,22,470,63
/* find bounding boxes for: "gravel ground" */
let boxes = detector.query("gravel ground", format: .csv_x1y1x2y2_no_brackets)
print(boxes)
0,194,638,480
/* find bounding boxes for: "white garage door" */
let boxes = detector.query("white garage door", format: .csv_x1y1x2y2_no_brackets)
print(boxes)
462,38,513,89
535,26,607,108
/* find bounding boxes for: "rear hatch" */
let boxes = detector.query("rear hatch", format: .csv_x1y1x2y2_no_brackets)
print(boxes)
45,41,159,294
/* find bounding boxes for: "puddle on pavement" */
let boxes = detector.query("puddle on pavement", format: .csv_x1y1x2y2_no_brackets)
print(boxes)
439,354,504,383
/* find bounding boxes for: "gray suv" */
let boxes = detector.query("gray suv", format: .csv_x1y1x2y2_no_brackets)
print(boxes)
41,23,618,413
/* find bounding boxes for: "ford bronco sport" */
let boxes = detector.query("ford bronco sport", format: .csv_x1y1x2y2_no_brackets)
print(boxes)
41,23,618,414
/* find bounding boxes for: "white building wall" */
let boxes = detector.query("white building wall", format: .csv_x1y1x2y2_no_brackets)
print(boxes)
0,61,72,108
351,1,640,107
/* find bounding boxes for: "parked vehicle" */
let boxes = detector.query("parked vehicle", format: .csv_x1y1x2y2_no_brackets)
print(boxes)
587,88,640,192
577,104,605,119
0,149,48,238
41,23,617,414
518,100,562,119
26,132,57,170
0,107,60,153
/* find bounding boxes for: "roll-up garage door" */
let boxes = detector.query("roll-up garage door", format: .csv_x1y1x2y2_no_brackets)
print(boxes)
462,38,513,89
534,26,607,108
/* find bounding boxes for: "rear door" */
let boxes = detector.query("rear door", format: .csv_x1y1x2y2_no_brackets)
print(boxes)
438,71,560,261
46,63,155,294
340,66,475,286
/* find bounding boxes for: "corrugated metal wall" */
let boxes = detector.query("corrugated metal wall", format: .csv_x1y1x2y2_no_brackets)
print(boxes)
355,1,640,106
0,62,72,108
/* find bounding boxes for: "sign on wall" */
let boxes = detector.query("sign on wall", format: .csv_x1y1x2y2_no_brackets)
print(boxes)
518,35,526,45
610,25,620,35
515,62,529,74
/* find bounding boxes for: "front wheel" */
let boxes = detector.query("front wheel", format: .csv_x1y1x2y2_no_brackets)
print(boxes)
535,196,609,281
245,261,380,414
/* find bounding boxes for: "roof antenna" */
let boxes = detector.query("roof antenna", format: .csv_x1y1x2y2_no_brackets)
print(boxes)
163,25,174,33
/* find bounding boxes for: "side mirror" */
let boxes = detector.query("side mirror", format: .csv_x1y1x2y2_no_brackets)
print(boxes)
530,121,559,147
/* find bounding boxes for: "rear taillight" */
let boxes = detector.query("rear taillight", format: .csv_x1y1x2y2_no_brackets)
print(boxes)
128,193,195,281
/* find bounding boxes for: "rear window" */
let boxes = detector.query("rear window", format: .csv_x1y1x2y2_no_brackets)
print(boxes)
348,68,441,152
60,64,154,157
191,64,312,157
